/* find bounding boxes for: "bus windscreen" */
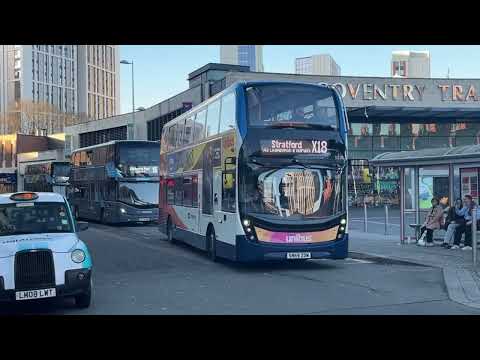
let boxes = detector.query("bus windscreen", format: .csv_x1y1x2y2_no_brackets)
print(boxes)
118,143,160,177
52,163,70,177
246,84,338,129
241,166,345,220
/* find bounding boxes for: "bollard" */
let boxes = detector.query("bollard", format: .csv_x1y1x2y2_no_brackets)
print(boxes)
363,201,368,233
473,207,477,267
384,204,389,235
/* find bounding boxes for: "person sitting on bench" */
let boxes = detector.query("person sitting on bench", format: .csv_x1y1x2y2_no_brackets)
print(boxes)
417,197,443,247
442,198,466,249
451,195,476,250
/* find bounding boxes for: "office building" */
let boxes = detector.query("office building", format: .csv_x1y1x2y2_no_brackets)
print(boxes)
391,50,430,78
0,45,120,136
77,45,120,121
220,45,264,72
295,54,341,76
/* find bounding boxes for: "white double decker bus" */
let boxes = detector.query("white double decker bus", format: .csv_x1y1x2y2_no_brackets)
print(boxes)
159,81,349,262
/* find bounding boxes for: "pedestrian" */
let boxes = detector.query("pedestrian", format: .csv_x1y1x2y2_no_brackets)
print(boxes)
417,197,443,247
441,198,465,249
451,195,476,250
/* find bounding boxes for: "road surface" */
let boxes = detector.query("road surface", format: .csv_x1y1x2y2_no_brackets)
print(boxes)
1,222,478,315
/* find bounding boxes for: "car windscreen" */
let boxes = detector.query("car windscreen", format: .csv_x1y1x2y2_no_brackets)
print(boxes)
0,202,73,236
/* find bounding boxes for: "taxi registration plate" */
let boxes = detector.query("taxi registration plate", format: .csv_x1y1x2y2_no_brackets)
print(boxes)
16,288,56,301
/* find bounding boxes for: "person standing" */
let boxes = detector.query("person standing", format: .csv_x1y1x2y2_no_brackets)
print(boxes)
442,198,466,249
451,195,476,250
417,197,443,247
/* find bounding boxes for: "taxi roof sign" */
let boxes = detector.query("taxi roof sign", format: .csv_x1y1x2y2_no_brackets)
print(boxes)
10,192,39,201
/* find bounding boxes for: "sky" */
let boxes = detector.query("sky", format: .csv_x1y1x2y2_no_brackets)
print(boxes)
119,45,480,114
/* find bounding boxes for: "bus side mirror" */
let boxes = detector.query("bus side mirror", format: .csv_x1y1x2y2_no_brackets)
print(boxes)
77,221,89,232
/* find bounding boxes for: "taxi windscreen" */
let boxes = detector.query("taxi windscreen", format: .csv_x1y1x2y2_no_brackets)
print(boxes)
0,202,73,236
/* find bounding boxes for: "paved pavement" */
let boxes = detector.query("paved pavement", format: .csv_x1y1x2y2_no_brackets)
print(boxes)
1,222,480,314
349,228,480,309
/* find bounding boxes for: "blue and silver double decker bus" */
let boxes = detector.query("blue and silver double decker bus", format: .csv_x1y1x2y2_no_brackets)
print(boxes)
159,81,349,262
69,140,160,224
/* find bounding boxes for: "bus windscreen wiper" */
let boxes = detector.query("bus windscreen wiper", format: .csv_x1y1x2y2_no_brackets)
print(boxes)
267,122,336,130
291,158,311,169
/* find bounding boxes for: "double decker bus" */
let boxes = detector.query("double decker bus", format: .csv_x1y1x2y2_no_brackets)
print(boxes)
69,140,160,224
24,161,71,196
159,81,349,262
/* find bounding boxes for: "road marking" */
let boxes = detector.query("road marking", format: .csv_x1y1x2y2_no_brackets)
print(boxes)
345,258,374,264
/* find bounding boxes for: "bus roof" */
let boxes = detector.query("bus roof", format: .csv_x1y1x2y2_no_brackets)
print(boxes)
72,140,160,153
0,192,65,205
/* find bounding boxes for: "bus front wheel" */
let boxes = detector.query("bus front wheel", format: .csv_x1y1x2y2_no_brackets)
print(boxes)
207,226,217,262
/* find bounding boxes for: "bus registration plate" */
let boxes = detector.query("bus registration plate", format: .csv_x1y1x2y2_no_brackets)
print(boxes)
286,252,311,259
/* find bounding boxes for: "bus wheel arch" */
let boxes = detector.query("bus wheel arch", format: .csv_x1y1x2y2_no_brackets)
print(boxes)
206,224,217,262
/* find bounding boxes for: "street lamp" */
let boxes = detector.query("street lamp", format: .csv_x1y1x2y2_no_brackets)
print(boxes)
120,60,135,139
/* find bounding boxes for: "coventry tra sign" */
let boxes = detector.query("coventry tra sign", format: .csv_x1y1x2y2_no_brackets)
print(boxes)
325,82,480,102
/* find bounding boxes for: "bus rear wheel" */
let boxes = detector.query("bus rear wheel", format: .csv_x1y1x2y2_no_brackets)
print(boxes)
100,208,106,224
207,226,217,262
166,217,175,243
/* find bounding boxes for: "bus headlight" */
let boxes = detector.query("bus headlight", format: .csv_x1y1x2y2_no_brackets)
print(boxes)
340,226,345,232
120,208,126,214
71,249,86,263
340,218,347,225
243,219,250,227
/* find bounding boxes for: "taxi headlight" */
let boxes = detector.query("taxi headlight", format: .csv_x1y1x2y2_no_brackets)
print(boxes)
120,208,126,214
71,249,86,263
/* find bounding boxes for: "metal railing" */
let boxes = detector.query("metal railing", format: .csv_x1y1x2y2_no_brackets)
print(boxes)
473,207,477,267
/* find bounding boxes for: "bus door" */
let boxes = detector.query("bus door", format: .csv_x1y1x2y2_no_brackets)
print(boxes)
185,174,200,233
213,167,235,245
213,168,223,223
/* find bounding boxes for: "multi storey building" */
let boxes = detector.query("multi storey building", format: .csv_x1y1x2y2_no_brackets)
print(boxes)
220,45,264,72
0,45,120,136
391,50,430,78
295,54,341,76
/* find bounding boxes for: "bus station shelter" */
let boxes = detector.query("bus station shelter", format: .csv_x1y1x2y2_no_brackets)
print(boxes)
371,145,480,243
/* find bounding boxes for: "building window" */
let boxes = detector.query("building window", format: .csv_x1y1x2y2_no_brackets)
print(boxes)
392,61,407,77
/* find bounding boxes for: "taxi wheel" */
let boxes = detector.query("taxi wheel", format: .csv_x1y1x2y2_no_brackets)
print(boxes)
75,281,92,309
